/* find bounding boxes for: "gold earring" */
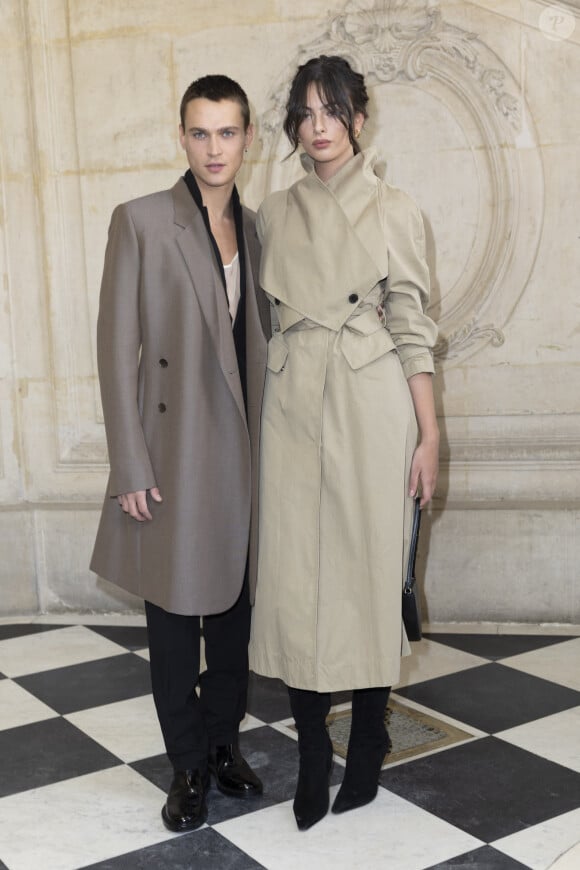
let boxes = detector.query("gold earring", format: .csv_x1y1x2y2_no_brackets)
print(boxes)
354,129,361,139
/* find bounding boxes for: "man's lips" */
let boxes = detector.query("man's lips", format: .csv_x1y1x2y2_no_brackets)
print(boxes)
206,163,225,172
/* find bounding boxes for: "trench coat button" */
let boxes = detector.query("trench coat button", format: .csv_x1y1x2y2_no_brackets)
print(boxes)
349,293,359,304
274,297,280,305
158,402,166,413
159,358,168,368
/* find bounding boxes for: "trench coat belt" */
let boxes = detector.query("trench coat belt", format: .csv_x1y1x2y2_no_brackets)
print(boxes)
281,304,384,335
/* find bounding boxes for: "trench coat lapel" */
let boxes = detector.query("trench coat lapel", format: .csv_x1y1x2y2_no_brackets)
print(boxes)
172,179,246,423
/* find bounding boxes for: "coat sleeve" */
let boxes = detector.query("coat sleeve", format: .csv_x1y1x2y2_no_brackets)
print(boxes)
383,193,438,379
96,203,157,497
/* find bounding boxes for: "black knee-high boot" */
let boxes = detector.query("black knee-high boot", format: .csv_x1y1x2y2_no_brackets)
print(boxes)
331,686,391,814
288,687,333,830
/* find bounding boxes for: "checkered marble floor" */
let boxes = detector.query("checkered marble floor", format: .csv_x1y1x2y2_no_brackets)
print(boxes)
1,620,580,870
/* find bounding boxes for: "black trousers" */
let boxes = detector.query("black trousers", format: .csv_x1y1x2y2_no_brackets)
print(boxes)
145,576,250,772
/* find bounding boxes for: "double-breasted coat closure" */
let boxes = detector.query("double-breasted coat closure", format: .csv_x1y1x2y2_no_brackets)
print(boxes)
249,149,437,692
90,178,269,616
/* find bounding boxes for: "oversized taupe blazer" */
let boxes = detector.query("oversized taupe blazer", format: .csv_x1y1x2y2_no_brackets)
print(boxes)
90,178,269,615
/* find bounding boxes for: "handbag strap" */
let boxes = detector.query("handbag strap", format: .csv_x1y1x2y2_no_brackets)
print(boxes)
404,497,422,593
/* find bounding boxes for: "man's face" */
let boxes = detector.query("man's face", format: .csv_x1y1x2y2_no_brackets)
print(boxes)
179,98,253,194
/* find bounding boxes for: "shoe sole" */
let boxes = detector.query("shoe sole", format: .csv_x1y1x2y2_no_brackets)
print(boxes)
161,804,208,832
210,772,263,799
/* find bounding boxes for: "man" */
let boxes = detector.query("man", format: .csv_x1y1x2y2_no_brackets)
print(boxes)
91,75,269,831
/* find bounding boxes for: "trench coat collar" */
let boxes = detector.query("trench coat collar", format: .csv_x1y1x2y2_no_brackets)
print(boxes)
172,177,247,425
259,149,386,331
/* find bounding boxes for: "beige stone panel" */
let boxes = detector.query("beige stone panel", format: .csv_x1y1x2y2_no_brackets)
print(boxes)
484,144,580,367
439,364,579,417
68,0,278,39
25,0,69,43
370,80,480,320
37,508,143,612
0,1,22,46
0,511,38,614
421,506,580,623
71,37,175,171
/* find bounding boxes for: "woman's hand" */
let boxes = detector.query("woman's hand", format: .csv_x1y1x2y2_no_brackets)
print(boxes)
409,438,438,507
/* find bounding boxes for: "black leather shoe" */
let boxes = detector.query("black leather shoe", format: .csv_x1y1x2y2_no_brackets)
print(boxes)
293,733,333,831
161,769,209,832
208,744,263,798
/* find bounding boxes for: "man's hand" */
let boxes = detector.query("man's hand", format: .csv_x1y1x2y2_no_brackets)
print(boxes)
117,487,162,521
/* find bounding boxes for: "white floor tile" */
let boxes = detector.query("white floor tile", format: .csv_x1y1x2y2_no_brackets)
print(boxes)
0,765,175,870
214,784,481,870
65,695,165,763
395,637,487,688
239,713,265,732
549,841,580,869
501,638,580,692
0,625,128,678
493,808,580,870
0,680,58,731
497,706,580,773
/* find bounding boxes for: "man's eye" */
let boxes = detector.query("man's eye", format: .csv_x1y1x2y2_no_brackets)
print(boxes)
222,130,234,137
192,131,205,139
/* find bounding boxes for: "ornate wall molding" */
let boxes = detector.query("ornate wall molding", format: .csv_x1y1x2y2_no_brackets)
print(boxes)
257,0,545,367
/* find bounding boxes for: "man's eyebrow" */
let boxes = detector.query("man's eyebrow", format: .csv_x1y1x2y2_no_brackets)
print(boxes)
188,125,241,133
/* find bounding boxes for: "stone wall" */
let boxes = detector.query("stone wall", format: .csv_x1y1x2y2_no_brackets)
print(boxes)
1,0,578,619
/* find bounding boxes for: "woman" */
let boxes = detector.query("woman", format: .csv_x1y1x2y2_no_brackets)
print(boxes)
250,55,439,830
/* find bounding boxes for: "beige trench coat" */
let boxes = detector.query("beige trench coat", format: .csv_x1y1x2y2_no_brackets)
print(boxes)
90,178,269,616
249,150,437,691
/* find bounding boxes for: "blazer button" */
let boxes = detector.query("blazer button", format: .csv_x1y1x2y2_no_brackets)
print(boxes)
159,358,168,368
274,297,281,306
158,403,167,413
349,293,359,304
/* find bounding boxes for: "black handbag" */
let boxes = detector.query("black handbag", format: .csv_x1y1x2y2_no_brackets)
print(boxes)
402,497,423,641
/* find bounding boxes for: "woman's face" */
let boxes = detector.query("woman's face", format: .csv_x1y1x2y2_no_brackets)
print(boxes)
297,83,363,181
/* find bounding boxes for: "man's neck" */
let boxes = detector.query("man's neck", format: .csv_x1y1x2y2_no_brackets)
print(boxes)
197,178,235,222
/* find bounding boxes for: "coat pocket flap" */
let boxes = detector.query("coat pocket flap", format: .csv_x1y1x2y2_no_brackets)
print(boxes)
340,327,397,370
266,334,289,372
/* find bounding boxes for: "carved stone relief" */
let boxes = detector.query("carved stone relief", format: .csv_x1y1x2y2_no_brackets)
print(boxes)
256,0,544,367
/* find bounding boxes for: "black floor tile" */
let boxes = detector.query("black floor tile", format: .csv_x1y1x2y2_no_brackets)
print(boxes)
82,827,266,869
131,724,344,825
87,624,149,651
0,623,70,641
395,663,580,732
246,672,350,723
246,673,292,723
424,633,575,661
383,736,580,842
426,845,531,868
15,653,152,714
0,717,121,798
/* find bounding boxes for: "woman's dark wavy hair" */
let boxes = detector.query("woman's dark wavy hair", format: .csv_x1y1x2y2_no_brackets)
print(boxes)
283,55,369,157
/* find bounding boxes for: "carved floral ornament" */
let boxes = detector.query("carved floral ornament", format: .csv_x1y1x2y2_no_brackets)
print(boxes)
257,0,544,367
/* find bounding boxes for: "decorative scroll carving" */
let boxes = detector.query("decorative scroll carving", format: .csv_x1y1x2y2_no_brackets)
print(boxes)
257,0,544,367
